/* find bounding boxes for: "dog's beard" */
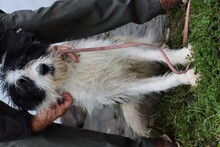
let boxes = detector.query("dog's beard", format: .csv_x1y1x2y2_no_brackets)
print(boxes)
52,57,69,85
34,56,68,111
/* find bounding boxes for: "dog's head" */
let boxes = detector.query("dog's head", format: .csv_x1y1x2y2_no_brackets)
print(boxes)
0,22,68,110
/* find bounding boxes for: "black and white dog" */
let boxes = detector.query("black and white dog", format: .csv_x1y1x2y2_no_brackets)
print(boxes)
0,22,198,135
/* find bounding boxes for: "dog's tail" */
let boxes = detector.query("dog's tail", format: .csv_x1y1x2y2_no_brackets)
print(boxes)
121,94,158,136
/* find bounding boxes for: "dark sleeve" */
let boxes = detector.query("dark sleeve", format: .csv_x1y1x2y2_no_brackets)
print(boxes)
0,0,163,43
0,124,176,147
0,101,32,142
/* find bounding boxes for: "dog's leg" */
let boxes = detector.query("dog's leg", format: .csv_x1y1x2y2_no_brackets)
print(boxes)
122,69,198,95
123,45,193,65
121,102,146,135
121,101,150,136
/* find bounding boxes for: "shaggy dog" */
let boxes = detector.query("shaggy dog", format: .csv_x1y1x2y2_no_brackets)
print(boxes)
0,22,198,135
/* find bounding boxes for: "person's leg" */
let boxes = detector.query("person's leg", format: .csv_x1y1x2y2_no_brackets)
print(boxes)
0,124,178,147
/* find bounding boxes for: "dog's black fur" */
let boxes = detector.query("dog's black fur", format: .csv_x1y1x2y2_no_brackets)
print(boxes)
0,22,50,110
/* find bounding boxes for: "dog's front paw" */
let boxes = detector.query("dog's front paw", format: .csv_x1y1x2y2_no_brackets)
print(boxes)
187,44,193,50
49,42,80,63
179,69,200,86
177,45,194,64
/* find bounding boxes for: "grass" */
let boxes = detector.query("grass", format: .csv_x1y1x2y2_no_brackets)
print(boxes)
153,0,220,146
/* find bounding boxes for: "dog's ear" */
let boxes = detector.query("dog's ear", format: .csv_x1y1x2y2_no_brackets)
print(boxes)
0,22,34,60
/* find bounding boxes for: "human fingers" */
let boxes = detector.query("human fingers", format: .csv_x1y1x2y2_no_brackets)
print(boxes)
51,92,73,117
60,92,74,109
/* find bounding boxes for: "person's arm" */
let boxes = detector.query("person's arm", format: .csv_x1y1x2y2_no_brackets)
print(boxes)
0,92,73,142
0,0,163,43
0,94,178,147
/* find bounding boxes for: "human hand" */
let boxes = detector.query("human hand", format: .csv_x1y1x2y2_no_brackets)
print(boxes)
31,92,73,132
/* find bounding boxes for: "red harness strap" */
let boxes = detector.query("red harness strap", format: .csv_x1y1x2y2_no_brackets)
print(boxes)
183,1,191,46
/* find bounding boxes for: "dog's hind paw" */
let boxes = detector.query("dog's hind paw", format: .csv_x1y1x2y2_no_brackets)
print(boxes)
179,69,200,86
185,69,200,86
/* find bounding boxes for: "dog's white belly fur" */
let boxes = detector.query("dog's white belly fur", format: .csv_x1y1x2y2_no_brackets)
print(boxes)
58,39,150,112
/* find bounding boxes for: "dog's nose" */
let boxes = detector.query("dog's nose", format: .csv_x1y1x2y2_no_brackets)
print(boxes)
37,64,54,75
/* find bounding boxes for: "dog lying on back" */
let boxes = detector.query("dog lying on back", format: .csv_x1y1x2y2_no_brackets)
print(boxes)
0,22,198,135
